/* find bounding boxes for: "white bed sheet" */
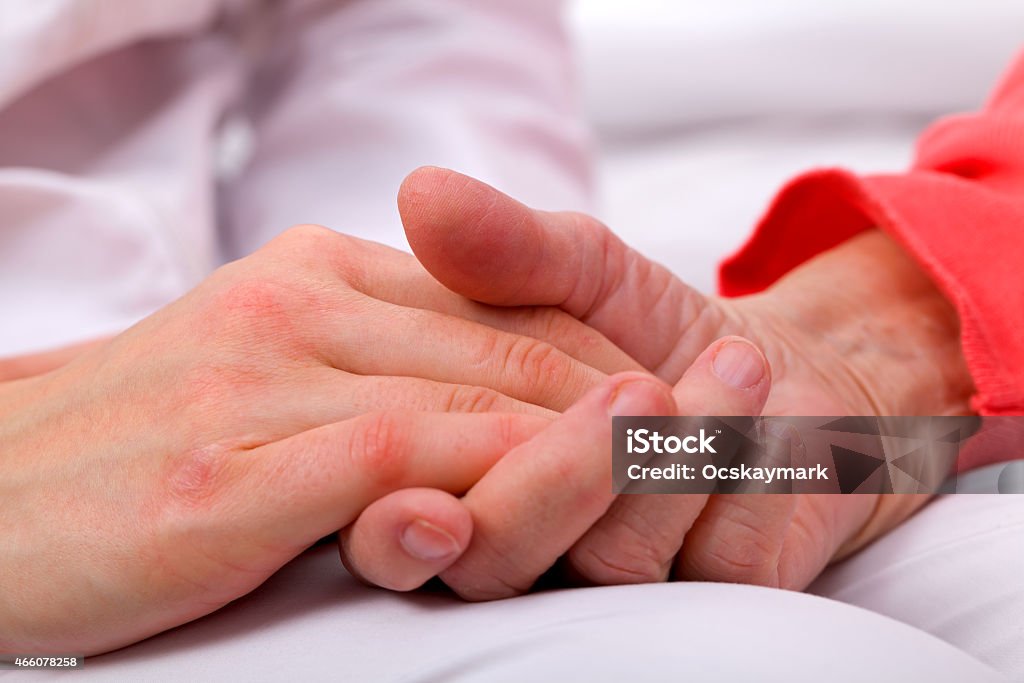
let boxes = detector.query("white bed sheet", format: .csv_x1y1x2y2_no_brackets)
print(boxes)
25,483,1021,682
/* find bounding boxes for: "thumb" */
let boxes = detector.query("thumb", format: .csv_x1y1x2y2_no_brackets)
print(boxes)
667,336,801,588
339,487,473,592
398,166,711,377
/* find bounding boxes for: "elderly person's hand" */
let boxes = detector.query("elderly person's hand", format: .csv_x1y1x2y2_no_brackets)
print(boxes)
341,167,974,598
0,224,649,654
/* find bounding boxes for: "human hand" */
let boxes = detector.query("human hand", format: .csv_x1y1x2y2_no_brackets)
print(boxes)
0,225,643,654
340,167,974,597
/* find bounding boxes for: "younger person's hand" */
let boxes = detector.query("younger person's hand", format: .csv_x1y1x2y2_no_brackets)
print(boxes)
0,224,641,654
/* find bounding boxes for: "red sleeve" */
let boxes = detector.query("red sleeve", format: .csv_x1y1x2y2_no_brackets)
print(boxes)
719,51,1024,426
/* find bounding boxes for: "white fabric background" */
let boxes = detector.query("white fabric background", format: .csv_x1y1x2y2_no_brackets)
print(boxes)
569,0,1024,292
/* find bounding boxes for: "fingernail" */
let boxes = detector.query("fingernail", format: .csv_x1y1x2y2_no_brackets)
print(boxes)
712,340,766,389
608,379,665,416
400,519,461,561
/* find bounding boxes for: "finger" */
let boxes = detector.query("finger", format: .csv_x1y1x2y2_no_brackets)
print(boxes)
189,366,556,447
168,411,548,563
439,372,676,601
668,338,809,587
771,493,884,590
302,370,559,422
333,374,555,418
258,225,640,378
336,238,643,376
339,488,472,592
565,337,772,585
399,166,713,379
323,296,608,412
675,493,799,587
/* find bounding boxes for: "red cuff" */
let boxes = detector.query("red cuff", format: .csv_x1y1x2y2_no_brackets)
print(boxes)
719,52,1024,474
719,168,1024,419
720,50,1024,424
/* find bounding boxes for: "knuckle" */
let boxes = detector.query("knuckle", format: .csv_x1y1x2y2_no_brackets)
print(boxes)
566,210,610,241
274,223,341,251
569,506,676,585
493,413,524,451
504,336,573,398
467,326,503,370
448,581,524,602
162,445,232,512
212,276,294,327
525,307,607,362
147,447,269,606
529,307,574,342
683,512,782,586
445,385,504,413
266,224,364,283
442,559,535,602
440,528,542,601
347,412,410,491
570,542,669,586
691,546,776,586
514,337,566,381
195,275,312,366
201,268,343,360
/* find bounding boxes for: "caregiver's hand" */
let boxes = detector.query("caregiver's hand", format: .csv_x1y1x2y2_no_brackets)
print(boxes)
0,225,640,655
341,167,974,598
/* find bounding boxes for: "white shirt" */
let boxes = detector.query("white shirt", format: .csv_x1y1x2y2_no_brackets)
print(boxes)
0,0,591,356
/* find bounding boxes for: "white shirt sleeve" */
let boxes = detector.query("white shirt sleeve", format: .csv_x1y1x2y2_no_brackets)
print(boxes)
220,0,592,258
0,0,592,355
0,18,242,356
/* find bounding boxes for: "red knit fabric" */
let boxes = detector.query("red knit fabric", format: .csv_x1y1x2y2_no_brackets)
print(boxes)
720,51,1024,429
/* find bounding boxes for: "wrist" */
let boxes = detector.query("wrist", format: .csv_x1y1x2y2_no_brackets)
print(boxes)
754,229,974,416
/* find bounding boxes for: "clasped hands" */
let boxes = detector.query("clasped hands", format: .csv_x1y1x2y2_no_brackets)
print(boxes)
0,167,972,655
